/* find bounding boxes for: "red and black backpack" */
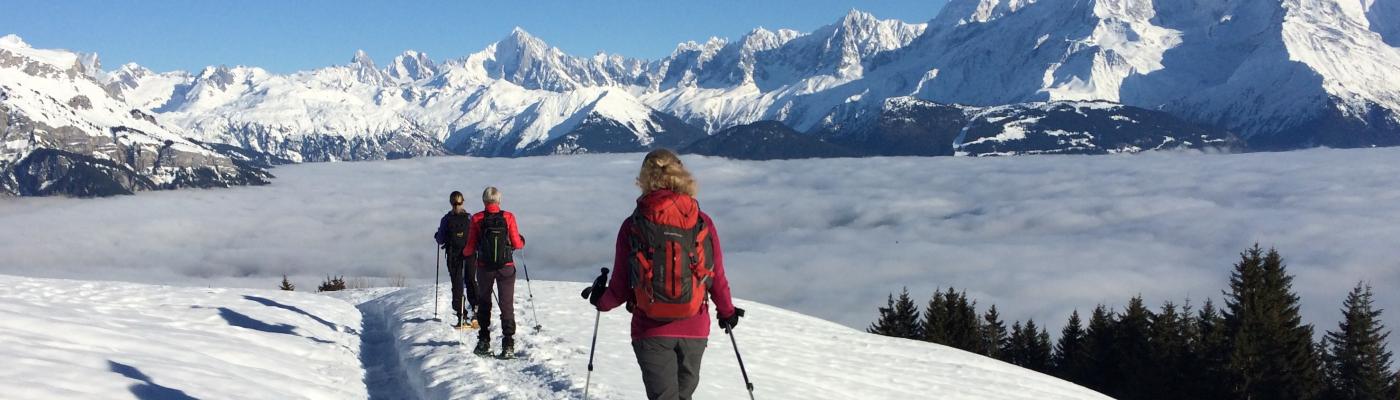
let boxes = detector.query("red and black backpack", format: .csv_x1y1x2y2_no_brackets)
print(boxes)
627,193,714,321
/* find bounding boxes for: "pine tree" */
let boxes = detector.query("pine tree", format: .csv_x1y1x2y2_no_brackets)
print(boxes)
1113,295,1155,400
1081,305,1118,394
317,275,345,292
1191,299,1233,400
1053,310,1090,383
945,289,983,352
1224,245,1325,399
1324,282,1394,400
279,275,295,291
869,288,921,340
1007,320,1028,365
1148,301,1191,400
1392,373,1399,400
1024,319,1053,373
1392,371,1400,400
922,289,950,345
981,305,1009,360
921,288,983,352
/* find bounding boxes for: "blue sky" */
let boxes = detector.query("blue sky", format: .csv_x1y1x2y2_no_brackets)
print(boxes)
3,0,945,74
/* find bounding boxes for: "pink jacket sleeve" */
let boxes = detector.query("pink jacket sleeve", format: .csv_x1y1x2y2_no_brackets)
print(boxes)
598,219,633,311
702,212,737,319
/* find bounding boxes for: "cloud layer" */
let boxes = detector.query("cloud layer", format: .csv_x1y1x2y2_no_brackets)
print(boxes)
2,149,1398,341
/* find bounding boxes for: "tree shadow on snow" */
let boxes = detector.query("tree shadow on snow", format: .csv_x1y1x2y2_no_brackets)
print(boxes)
108,360,198,400
217,307,335,344
241,295,354,334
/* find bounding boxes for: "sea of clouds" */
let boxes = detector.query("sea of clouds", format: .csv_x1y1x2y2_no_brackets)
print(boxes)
2,148,1398,339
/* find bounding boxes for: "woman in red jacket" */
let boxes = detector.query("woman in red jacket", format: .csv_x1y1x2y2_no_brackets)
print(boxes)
584,149,744,400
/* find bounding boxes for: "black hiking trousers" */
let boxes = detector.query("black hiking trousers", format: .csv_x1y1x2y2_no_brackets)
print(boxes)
476,265,516,343
445,249,478,319
633,337,707,400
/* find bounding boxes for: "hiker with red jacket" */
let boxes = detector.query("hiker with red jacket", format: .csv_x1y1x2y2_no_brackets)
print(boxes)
463,186,526,359
433,191,478,329
582,149,745,400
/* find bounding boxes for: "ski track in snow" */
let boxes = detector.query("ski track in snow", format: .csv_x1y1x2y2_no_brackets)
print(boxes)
361,284,601,400
357,292,418,400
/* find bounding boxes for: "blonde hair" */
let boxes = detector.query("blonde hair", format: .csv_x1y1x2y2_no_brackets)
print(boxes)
482,186,501,205
636,149,696,196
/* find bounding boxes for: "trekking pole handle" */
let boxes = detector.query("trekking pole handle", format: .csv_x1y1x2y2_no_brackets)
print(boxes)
594,268,609,288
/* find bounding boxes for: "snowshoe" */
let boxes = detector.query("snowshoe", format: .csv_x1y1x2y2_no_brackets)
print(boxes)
455,318,478,330
473,340,492,356
495,343,516,360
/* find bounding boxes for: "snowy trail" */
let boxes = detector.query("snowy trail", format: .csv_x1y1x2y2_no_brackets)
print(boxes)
359,298,418,400
362,285,606,400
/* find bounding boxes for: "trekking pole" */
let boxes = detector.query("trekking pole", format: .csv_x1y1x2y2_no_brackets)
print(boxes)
520,253,542,332
433,245,441,321
726,327,756,400
583,267,608,400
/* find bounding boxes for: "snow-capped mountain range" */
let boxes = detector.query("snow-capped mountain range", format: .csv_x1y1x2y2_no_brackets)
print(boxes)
0,35,268,197
3,1,1399,195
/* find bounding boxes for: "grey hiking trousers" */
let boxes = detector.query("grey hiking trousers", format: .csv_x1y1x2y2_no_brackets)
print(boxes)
633,337,708,400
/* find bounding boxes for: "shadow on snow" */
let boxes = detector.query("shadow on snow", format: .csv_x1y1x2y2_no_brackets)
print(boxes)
108,360,198,400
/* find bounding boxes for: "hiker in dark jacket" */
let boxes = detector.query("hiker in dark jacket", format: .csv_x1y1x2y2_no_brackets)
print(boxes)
583,149,743,400
463,186,526,358
433,191,477,328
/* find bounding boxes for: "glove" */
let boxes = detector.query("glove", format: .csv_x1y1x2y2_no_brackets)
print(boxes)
580,286,607,306
581,268,610,307
719,307,746,330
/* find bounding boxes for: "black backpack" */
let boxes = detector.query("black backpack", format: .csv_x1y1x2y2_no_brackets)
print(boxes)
477,211,513,268
445,212,471,250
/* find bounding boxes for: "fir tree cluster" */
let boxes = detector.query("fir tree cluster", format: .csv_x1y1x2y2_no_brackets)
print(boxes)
317,275,346,292
869,245,1399,399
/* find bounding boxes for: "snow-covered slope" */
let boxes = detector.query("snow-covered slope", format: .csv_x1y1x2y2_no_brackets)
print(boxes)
101,63,193,110
0,273,1113,399
0,275,367,399
875,0,1400,148
357,280,1112,399
361,279,1114,397
0,35,269,197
